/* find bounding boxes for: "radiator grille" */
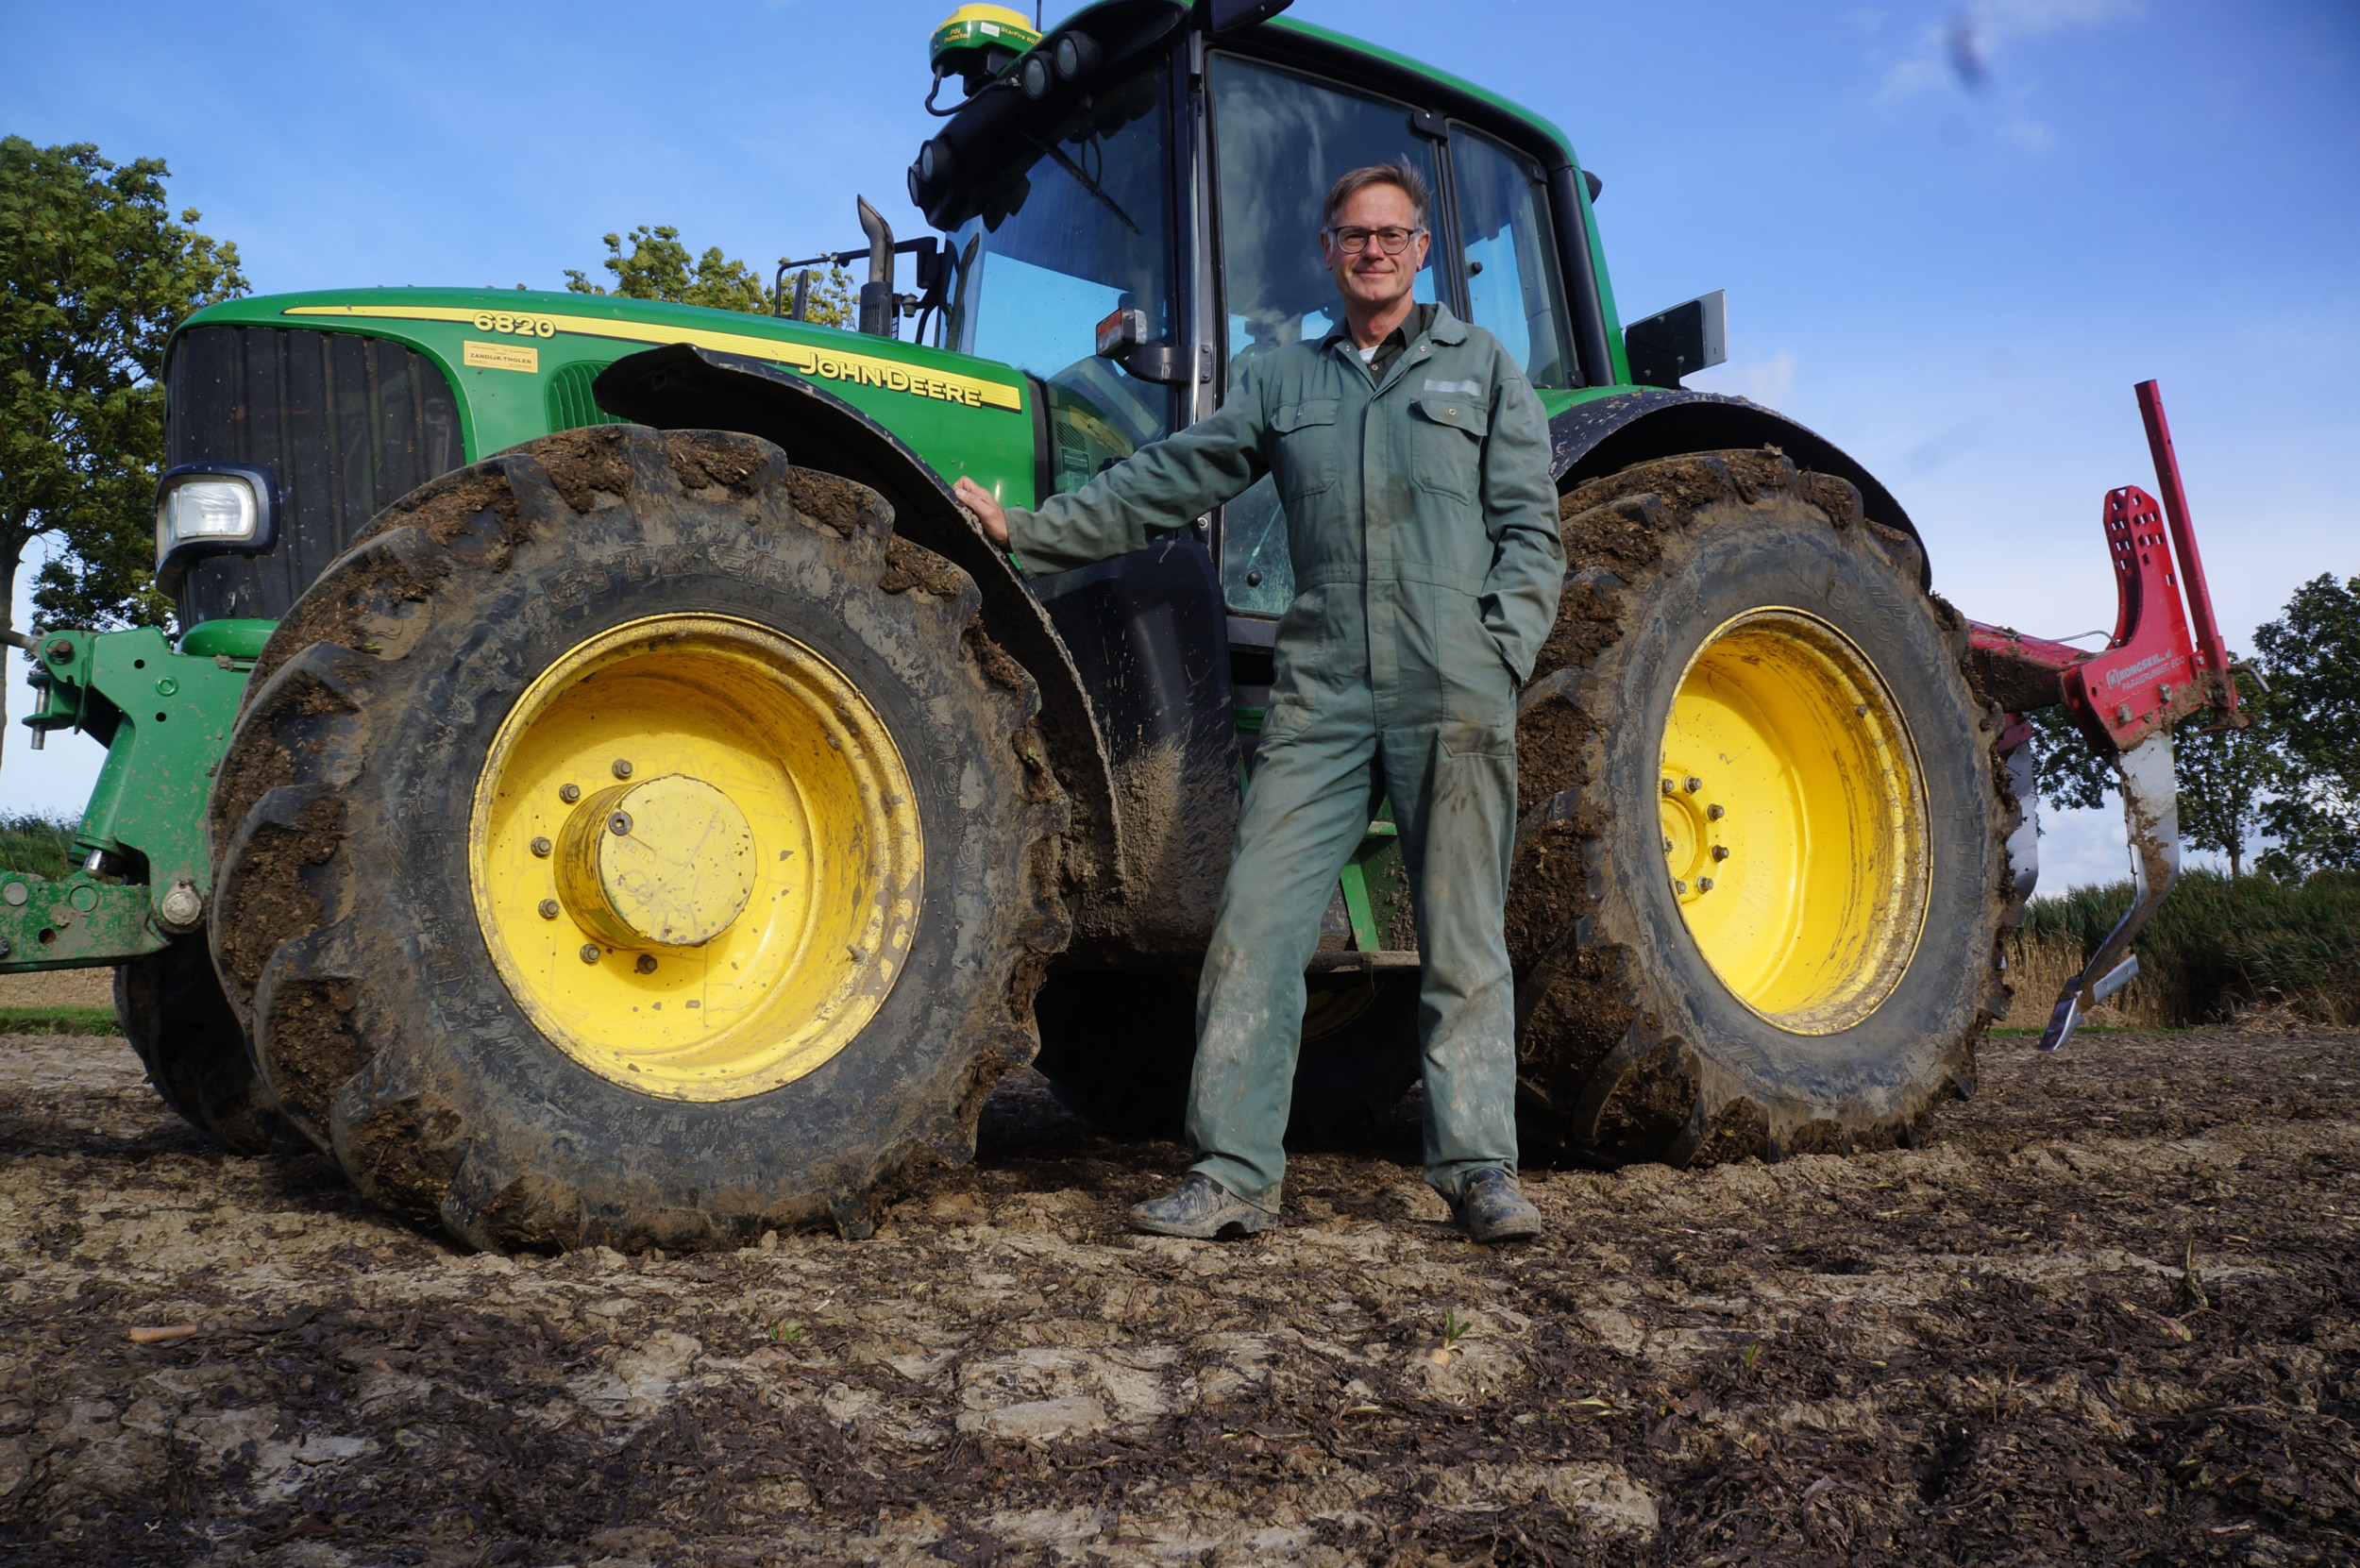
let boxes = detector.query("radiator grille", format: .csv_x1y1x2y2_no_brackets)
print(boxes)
164,326,464,625
544,361,628,432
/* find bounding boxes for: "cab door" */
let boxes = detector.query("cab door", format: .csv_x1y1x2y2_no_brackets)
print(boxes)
1198,50,1581,664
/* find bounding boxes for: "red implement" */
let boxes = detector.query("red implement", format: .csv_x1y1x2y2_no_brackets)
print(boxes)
1964,380,2238,748
1958,380,2236,1053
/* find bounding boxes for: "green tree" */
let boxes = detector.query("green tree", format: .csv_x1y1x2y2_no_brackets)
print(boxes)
565,225,854,327
1,136,246,764
2173,667,2276,878
2254,574,2360,872
2024,701,2112,814
2023,664,2279,877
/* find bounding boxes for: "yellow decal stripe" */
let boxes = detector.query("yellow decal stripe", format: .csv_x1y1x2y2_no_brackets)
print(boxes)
282,303,1022,413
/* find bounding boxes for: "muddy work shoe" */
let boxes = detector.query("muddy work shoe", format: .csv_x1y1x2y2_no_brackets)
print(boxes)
1126,1173,1277,1239
1452,1170,1542,1243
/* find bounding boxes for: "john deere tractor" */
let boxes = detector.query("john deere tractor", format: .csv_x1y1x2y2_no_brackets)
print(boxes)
1,0,2234,1250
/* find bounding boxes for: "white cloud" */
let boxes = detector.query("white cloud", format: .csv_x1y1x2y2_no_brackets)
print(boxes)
1687,348,1796,409
1999,113,2058,151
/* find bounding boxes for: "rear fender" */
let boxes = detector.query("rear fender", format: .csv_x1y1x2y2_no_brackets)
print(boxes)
1551,389,1930,590
592,344,1123,895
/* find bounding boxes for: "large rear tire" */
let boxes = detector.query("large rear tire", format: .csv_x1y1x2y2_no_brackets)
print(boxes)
113,937,300,1154
1509,449,2012,1165
206,426,1067,1249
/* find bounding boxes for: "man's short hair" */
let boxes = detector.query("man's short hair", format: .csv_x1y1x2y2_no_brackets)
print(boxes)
1324,162,1432,229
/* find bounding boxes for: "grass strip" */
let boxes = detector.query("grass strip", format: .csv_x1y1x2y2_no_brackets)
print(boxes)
0,814,79,880
2021,868,2359,1027
0,1004,122,1037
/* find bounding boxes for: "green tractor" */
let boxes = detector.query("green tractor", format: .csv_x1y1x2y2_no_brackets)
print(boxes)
1,0,2232,1249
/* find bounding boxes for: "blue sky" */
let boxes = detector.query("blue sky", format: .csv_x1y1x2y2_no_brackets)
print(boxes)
6,0,2357,887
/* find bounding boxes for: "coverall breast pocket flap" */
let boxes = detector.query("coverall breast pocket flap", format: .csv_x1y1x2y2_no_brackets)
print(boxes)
1410,396,1487,500
1411,396,1489,437
1270,399,1340,499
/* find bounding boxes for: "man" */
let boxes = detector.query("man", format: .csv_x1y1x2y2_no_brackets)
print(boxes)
955,163,1562,1243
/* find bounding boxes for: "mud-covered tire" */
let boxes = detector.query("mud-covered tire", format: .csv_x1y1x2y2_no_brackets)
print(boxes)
1509,449,2013,1165
205,425,1068,1249
1035,968,1420,1144
113,937,301,1154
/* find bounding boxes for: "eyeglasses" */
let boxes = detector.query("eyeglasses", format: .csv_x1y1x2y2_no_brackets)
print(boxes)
1323,225,1427,255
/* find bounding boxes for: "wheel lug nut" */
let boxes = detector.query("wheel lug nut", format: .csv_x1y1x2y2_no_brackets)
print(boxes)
1674,879,1688,895
579,944,601,964
559,783,581,803
612,759,633,779
530,836,553,858
635,953,658,974
1711,845,1729,861
1697,876,1715,892
539,898,561,919
1684,776,1702,793
1706,803,1726,820
609,812,632,836
1660,778,1676,796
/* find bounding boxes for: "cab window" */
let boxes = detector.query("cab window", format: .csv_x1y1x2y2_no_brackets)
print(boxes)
1451,124,1576,390
1207,54,1443,616
944,67,1178,496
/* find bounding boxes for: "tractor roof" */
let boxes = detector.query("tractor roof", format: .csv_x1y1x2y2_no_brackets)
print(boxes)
910,0,1587,233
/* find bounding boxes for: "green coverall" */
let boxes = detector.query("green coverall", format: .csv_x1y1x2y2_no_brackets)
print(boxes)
1003,305,1564,1210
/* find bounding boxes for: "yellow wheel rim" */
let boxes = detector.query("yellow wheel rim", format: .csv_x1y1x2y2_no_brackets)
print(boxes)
469,615,922,1100
1659,609,1929,1036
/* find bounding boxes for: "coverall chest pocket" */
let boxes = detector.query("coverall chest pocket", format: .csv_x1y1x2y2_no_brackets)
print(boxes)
1269,399,1341,502
1410,396,1488,503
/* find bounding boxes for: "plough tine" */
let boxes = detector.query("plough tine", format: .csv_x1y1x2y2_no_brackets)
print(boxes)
2038,732,2182,1051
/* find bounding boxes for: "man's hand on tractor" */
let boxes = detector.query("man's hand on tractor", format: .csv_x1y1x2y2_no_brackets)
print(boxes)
952,476,1009,548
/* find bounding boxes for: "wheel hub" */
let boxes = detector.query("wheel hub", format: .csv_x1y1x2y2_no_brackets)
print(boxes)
469,615,923,1101
556,775,759,950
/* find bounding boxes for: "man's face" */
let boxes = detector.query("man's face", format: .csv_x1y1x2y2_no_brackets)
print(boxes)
1322,182,1429,316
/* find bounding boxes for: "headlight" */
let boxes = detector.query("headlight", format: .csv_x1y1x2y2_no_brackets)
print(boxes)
156,478,257,561
153,464,278,589
1020,52,1051,99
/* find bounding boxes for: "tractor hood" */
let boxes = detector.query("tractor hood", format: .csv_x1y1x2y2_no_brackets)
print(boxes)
169,287,1039,505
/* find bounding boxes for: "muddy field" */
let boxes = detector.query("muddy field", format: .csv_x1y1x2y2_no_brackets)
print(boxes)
2,1024,2356,1567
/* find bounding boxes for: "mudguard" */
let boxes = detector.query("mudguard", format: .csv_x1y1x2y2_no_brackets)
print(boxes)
1549,388,1930,589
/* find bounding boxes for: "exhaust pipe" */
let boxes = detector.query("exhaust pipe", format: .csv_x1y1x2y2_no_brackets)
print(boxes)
857,196,896,337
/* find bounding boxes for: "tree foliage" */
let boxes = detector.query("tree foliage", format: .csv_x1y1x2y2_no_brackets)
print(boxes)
2173,668,2274,879
2019,575,2360,878
565,225,853,327
0,136,246,761
2254,574,2360,874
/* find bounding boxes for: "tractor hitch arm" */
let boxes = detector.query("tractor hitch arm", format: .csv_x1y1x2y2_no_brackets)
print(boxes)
1962,380,2236,1051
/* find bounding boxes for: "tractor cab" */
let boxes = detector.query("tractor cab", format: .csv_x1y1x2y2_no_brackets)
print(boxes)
907,0,1604,632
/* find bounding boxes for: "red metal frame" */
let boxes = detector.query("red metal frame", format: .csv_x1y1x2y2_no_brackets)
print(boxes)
1964,380,2238,754
2136,379,2238,725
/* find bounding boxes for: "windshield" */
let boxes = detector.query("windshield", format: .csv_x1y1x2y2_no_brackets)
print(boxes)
945,67,1178,498
1207,54,1442,616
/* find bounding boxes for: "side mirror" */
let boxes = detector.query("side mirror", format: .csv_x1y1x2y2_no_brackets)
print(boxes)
1095,307,1187,384
1203,0,1293,34
1624,290,1728,389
